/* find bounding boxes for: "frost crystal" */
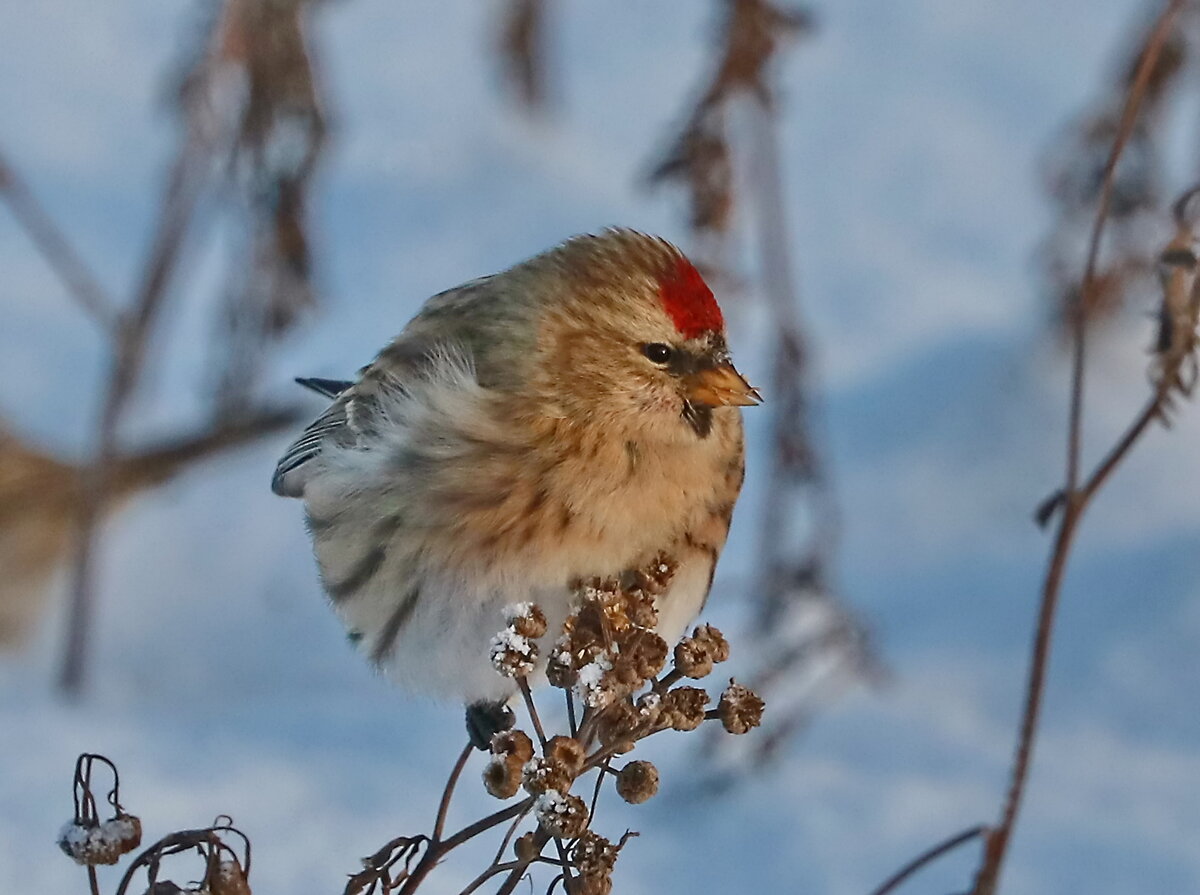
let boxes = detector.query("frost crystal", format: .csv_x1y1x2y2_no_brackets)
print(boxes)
574,653,615,707
490,627,536,677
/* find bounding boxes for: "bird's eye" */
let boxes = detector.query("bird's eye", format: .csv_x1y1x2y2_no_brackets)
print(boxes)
642,343,674,364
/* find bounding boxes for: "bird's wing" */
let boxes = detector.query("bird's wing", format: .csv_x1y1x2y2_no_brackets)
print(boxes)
271,276,525,499
271,395,353,497
270,329,467,498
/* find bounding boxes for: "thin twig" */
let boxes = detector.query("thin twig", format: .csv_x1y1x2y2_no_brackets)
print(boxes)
58,127,211,696
490,803,534,867
434,743,474,843
519,678,548,747
0,148,118,333
970,2,1186,891
868,826,987,895
457,860,523,895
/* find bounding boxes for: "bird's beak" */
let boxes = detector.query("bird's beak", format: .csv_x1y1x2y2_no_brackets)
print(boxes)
684,362,762,407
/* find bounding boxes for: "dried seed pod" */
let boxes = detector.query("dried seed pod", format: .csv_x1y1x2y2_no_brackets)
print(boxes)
514,831,539,861
58,814,143,866
534,790,588,839
662,686,709,731
545,736,587,776
623,628,668,680
615,760,660,804
489,627,537,678
674,624,729,678
572,830,618,880
574,652,618,709
546,646,578,688
521,756,572,796
483,754,524,799
505,602,547,639
491,729,534,763
718,680,765,734
208,859,252,895
594,700,638,751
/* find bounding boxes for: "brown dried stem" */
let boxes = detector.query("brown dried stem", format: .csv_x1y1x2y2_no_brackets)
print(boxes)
0,148,118,334
868,825,988,895
58,131,212,696
970,4,1187,892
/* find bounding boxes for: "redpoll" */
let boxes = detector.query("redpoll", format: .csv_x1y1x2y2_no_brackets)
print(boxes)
272,229,758,745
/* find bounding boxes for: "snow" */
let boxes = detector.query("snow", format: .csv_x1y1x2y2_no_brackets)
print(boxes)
2,1,1200,894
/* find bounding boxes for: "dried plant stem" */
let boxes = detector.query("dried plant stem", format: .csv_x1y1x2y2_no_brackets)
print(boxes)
434,744,474,842
868,825,987,895
457,860,523,895
490,803,533,866
519,678,548,747
970,2,1185,891
86,866,100,895
58,133,210,696
0,148,118,334
394,798,535,895
493,828,552,895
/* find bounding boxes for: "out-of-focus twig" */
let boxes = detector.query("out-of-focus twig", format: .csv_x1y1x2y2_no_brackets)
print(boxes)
496,0,550,112
0,405,302,648
1039,0,1192,331
0,148,118,334
59,128,212,695
56,0,330,693
648,0,874,773
971,6,1188,892
181,0,328,419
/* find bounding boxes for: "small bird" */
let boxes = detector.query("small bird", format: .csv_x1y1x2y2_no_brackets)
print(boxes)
272,229,759,745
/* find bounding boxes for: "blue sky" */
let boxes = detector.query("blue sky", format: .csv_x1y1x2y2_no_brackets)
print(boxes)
1,1,1198,893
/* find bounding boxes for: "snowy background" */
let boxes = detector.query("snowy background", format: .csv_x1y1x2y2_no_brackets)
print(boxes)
2,1,1199,893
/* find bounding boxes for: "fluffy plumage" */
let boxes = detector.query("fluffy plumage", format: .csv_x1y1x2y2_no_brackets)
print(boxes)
272,229,756,704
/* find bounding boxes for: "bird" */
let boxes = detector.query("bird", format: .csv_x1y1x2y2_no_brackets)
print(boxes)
271,229,759,746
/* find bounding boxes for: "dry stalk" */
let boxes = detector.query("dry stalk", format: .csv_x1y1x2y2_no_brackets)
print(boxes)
647,0,875,771
495,0,550,113
58,751,255,895
50,0,330,693
868,3,1196,891
1039,0,1197,330
0,149,118,334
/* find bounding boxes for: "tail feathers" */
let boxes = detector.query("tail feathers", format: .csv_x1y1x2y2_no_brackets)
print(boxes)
296,377,353,399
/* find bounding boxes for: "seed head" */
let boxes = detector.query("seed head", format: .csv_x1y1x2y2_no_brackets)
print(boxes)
209,859,252,895
534,790,589,839
522,756,572,796
483,754,524,799
615,760,660,804
662,686,709,731
491,729,534,763
717,680,765,734
545,736,587,776
673,624,729,678
57,814,142,866
572,831,619,893
505,602,548,639
490,627,537,678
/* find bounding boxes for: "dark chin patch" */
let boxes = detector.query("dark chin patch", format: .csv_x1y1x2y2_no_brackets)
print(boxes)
682,400,713,438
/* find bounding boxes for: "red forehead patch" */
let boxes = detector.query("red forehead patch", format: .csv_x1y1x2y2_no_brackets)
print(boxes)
658,256,723,339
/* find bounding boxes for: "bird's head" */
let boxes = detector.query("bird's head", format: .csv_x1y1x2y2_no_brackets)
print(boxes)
520,230,760,441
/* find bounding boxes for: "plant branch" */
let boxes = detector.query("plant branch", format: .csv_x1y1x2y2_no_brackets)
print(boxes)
434,744,474,843
970,2,1186,891
868,825,987,895
0,148,118,334
58,128,211,696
